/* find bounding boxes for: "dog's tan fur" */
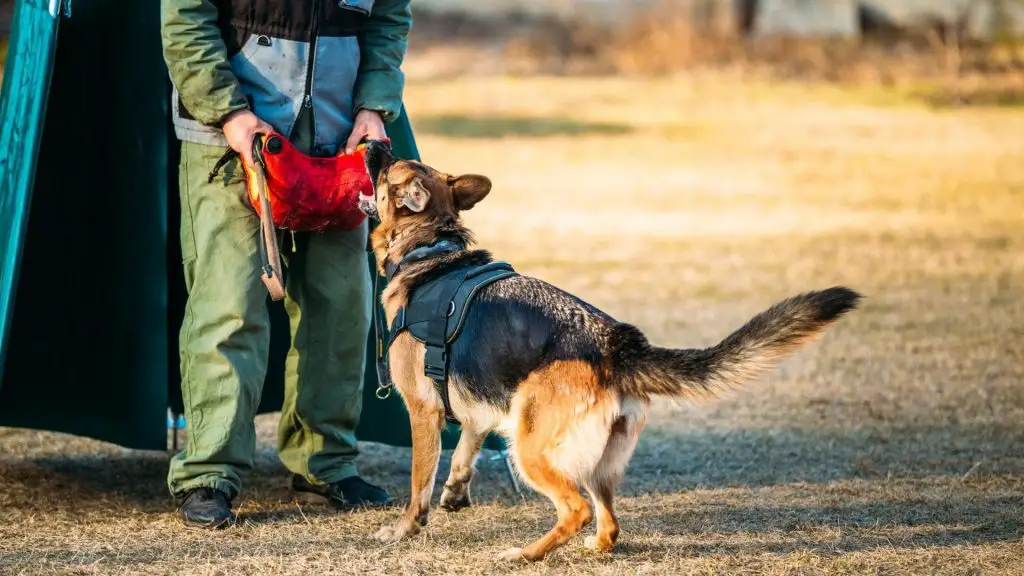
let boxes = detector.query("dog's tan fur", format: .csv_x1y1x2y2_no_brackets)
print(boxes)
363,147,858,562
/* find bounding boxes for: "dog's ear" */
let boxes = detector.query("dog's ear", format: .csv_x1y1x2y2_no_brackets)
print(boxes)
447,174,492,211
397,180,431,212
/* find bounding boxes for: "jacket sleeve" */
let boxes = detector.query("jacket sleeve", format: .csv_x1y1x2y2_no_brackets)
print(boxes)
160,0,249,126
353,0,412,124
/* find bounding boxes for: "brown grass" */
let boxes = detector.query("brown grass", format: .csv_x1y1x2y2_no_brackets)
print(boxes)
2,70,1024,574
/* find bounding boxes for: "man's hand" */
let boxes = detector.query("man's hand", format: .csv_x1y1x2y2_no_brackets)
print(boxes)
223,109,273,167
345,109,387,154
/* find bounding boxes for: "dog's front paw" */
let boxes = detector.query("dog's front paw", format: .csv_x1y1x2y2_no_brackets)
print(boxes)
439,484,472,512
374,522,418,543
497,547,526,562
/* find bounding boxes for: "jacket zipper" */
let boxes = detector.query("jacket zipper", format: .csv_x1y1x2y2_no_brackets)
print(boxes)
302,0,322,145
302,2,371,141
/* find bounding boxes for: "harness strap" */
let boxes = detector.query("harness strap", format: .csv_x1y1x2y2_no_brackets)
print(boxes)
423,269,464,422
372,242,514,425
383,304,461,423
374,239,464,403
373,269,391,400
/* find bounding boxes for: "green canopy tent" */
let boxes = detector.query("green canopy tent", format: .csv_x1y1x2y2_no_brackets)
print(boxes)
0,0,509,474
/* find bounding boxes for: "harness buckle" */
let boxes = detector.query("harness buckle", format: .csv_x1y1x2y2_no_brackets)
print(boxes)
423,344,448,381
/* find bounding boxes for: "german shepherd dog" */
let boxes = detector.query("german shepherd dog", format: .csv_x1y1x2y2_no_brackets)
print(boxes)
360,141,860,561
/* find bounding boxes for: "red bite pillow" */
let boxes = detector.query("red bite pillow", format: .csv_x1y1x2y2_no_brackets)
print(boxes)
244,131,374,232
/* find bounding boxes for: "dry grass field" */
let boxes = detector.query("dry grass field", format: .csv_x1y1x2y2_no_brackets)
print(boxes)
1,69,1023,574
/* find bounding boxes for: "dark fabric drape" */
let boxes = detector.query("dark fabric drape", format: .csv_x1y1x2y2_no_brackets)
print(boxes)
0,0,503,453
0,0,168,449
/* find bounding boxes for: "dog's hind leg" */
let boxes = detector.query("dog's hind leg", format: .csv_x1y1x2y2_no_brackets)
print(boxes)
375,406,445,543
440,427,485,512
498,451,592,562
583,401,646,553
498,360,612,562
583,482,618,553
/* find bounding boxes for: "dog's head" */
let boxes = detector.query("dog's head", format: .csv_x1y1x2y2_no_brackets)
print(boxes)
360,140,492,226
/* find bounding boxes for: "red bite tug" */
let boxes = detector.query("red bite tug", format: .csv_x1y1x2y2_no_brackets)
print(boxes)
244,131,375,232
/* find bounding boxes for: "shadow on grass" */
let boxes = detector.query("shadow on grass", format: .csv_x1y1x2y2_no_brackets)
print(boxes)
413,114,633,139
0,442,513,515
0,423,1023,572
1,423,1021,531
627,423,1024,491
614,524,1024,560
621,500,1024,558
0,449,294,514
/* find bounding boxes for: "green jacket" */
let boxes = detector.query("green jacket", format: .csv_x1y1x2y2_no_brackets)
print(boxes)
160,0,412,151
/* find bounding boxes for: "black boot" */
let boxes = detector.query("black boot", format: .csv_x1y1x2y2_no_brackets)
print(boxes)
292,475,391,510
176,487,236,529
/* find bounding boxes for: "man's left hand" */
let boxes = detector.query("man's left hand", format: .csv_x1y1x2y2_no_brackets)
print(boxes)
345,109,387,154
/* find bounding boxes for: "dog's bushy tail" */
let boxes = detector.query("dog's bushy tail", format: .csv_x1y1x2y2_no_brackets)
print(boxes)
609,287,861,398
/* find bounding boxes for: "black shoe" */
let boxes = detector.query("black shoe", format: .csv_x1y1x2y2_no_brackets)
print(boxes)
176,487,236,529
292,474,392,510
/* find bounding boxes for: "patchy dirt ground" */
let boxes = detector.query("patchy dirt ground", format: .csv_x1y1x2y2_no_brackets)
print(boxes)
1,73,1022,575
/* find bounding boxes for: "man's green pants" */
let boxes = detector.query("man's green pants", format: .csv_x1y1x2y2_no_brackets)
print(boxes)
167,139,372,499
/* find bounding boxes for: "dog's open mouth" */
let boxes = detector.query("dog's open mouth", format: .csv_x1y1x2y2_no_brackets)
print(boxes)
358,191,378,220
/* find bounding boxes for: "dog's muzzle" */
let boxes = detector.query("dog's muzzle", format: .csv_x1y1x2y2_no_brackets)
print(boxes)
360,139,396,222
364,139,395,182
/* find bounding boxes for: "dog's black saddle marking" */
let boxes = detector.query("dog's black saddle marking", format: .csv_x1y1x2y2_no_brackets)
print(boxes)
377,252,518,424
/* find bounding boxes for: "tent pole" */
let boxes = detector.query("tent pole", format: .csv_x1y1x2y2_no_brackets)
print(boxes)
493,449,523,498
170,411,180,452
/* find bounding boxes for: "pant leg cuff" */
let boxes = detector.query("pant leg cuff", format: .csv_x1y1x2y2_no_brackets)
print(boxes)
171,477,240,502
307,462,359,485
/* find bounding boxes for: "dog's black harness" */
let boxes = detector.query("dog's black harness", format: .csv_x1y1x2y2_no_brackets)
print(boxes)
373,239,518,424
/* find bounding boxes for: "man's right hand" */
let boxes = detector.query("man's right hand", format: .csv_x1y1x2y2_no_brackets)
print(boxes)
222,109,273,167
